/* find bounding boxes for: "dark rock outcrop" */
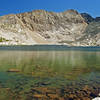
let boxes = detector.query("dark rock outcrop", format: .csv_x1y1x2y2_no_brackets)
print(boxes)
81,13,94,23
95,17,100,22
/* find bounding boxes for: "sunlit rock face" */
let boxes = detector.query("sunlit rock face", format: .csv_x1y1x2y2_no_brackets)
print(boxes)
0,9,100,46
0,14,49,45
0,14,36,45
16,9,87,45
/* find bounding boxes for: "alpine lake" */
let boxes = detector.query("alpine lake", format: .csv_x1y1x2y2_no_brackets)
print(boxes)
0,45,100,100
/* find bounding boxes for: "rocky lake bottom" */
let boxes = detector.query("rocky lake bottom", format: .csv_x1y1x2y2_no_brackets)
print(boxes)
0,46,100,100
0,72,99,100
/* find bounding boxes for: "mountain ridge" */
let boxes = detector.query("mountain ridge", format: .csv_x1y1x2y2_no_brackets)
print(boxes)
0,9,100,46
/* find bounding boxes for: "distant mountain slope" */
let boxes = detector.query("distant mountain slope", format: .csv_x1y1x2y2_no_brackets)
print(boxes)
74,21,100,46
0,9,100,46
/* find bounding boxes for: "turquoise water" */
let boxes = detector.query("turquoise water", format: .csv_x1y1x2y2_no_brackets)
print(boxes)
0,46,100,99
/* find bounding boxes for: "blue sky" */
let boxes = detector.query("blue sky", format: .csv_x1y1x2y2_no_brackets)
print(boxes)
0,0,100,17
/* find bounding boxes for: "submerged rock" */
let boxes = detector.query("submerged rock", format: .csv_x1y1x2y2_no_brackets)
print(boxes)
7,69,20,72
33,94,47,98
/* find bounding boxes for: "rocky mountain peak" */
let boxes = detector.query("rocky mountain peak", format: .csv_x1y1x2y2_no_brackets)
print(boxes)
0,9,100,46
63,9,79,15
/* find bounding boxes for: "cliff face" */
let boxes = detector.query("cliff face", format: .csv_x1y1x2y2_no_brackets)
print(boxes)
0,14,49,45
16,10,87,44
0,9,100,46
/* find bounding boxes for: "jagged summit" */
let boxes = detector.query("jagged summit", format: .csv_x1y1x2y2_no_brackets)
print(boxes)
0,9,100,46
63,9,79,14
81,13,94,23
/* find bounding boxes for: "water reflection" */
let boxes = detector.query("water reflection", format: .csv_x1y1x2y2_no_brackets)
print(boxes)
0,50,100,79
